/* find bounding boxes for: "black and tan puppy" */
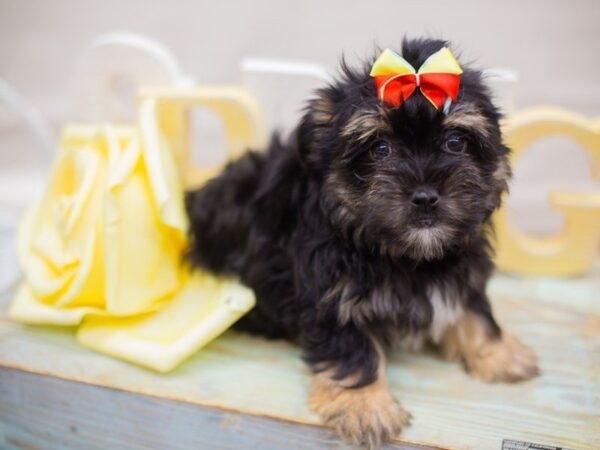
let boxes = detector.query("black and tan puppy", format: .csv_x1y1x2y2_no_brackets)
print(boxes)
186,38,539,448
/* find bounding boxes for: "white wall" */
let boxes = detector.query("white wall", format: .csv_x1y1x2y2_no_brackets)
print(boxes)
1,0,599,236
2,0,599,115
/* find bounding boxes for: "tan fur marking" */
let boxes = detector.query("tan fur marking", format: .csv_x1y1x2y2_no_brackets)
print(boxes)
493,158,511,184
442,312,539,382
308,342,410,449
443,103,493,138
311,96,335,126
341,107,392,143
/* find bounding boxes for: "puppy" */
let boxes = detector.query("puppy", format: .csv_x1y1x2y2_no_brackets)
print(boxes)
185,38,539,449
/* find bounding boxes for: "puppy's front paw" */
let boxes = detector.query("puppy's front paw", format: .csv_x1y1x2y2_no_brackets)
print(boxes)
465,333,539,383
309,372,411,449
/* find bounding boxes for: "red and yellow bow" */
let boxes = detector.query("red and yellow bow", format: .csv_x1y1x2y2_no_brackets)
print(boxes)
370,47,463,110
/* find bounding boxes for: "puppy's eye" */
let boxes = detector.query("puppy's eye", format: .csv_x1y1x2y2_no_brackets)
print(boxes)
443,134,467,154
372,141,391,158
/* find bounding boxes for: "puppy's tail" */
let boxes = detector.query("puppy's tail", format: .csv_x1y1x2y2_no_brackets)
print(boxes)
184,151,264,275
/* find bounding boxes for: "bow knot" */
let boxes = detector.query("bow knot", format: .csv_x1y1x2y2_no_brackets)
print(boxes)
370,47,463,111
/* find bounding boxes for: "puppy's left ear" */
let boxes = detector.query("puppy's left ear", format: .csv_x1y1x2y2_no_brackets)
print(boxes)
481,140,512,219
486,103,512,209
490,147,512,203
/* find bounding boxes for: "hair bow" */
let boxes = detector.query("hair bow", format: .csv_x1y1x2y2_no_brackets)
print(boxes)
370,47,463,111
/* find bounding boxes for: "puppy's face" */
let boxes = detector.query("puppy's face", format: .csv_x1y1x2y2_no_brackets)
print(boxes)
300,39,510,261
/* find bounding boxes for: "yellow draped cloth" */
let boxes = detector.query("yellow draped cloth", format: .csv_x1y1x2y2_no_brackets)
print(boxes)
9,99,255,372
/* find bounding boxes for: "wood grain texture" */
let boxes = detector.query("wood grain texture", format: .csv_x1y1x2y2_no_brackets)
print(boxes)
0,271,599,450
0,368,432,450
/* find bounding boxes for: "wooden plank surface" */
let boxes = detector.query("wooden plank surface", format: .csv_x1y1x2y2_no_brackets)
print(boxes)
0,368,431,450
0,271,599,450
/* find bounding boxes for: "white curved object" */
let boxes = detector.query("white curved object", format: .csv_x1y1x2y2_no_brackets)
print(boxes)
483,68,519,83
0,78,54,157
76,31,194,122
240,57,333,84
0,79,54,290
90,32,193,86
240,57,332,133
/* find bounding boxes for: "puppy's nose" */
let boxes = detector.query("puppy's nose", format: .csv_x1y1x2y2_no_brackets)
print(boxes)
410,188,439,207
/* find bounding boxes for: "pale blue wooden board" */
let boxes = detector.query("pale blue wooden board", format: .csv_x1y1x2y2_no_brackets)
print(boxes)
0,270,598,449
0,368,430,450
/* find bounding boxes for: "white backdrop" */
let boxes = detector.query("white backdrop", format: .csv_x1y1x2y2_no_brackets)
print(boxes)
1,0,599,236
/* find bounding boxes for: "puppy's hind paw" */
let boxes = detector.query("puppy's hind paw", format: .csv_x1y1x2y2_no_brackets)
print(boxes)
466,333,540,383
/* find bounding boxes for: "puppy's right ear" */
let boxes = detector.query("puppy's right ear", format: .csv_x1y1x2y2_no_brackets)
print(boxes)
297,87,340,171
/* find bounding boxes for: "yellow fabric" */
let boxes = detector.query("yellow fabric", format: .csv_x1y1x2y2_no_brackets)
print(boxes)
78,271,254,373
9,99,255,372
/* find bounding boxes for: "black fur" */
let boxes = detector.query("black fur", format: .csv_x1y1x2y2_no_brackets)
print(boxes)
185,38,509,390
